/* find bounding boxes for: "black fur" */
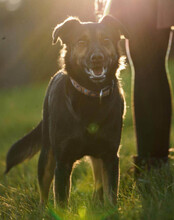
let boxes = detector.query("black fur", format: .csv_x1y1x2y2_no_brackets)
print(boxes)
5,15,127,206
5,121,42,174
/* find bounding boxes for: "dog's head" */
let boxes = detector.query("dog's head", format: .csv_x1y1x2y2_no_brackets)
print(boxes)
52,15,128,89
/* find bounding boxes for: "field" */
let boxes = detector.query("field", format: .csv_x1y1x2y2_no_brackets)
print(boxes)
0,60,174,220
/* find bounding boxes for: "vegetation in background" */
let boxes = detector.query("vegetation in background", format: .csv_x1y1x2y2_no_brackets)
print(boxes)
0,61,174,219
0,0,95,87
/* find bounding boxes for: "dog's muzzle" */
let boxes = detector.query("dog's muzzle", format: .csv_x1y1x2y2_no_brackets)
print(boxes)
84,51,108,82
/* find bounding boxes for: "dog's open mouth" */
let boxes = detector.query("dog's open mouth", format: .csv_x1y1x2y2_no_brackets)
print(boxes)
85,66,107,82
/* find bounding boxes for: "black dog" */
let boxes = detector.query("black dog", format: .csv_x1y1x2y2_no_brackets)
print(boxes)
5,15,128,206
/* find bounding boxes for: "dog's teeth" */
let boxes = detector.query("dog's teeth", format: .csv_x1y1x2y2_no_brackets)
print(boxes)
90,69,94,75
85,68,91,75
85,67,107,80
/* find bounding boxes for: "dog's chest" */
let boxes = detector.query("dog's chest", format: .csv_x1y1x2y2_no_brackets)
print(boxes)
47,75,123,157
50,95,122,146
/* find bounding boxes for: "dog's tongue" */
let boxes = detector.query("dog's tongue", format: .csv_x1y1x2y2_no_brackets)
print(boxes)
93,67,103,76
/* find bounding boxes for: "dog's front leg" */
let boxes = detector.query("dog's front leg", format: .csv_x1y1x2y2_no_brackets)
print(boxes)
102,155,119,205
54,160,73,207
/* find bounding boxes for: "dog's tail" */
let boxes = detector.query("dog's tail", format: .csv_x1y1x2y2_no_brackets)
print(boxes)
5,121,42,174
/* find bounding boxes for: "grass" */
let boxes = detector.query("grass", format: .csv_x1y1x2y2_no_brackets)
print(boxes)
0,60,174,220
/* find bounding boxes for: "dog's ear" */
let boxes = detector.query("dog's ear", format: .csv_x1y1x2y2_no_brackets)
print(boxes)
52,17,81,45
100,15,129,39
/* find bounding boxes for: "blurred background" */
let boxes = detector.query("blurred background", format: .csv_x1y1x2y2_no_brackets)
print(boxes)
0,0,173,88
0,0,95,88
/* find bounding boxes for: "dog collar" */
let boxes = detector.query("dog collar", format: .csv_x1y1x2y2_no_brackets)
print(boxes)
70,77,115,99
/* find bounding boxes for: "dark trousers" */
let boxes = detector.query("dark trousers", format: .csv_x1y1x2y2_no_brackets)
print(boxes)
109,0,172,167
130,29,172,167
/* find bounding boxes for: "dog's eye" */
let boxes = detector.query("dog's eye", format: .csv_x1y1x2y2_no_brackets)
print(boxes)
77,40,87,47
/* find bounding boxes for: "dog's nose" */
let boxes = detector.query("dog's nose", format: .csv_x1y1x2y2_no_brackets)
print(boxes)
90,52,104,63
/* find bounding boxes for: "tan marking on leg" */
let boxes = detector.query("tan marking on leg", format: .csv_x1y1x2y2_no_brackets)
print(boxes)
39,149,55,205
90,156,103,201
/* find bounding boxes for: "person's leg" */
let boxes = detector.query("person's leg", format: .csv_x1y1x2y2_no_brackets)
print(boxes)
107,0,172,170
129,28,172,170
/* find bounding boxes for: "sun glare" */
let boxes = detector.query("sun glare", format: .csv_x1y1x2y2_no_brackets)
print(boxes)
95,0,108,20
0,0,22,11
103,0,111,16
